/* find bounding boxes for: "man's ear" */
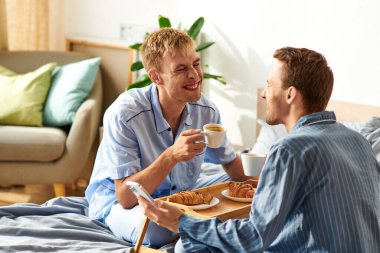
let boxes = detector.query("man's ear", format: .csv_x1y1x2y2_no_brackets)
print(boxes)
285,86,297,104
148,69,161,85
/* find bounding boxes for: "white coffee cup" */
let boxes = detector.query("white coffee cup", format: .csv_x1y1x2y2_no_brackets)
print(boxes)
202,123,226,148
241,153,266,176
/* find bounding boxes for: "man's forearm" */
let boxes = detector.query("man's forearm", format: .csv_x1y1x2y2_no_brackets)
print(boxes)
116,147,177,208
223,155,248,181
117,129,206,208
179,215,262,252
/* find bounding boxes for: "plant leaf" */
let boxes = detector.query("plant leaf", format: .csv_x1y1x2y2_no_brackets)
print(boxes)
131,61,144,72
187,17,204,40
129,43,142,51
203,73,227,85
158,15,172,28
126,16,225,88
127,76,152,90
196,42,215,52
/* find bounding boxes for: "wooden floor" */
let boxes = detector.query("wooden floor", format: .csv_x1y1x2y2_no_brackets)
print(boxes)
0,184,86,206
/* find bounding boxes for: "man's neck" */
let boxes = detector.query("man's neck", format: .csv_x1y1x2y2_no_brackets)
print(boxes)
160,99,186,136
284,107,309,132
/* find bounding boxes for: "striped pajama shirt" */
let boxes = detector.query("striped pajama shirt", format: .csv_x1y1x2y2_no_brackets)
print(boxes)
179,111,380,253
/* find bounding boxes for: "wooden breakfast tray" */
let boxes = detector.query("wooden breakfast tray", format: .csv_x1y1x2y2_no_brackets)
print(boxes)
134,179,257,253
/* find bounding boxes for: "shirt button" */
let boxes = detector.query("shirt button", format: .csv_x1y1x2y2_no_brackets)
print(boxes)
171,185,176,190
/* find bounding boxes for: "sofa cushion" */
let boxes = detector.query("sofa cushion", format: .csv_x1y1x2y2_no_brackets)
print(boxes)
43,57,101,126
0,63,57,127
0,126,66,162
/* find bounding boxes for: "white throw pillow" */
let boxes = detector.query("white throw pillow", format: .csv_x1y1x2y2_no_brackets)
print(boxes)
250,120,287,155
250,117,380,164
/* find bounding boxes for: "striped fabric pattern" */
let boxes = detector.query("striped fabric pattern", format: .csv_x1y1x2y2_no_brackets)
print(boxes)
179,111,380,253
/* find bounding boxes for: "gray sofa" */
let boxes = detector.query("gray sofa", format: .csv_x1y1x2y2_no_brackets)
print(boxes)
0,51,103,196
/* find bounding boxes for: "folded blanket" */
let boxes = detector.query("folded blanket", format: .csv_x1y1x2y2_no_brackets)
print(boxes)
0,197,133,252
0,196,175,252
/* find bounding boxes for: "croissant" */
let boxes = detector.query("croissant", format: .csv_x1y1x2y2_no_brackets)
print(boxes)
167,190,213,205
228,182,255,198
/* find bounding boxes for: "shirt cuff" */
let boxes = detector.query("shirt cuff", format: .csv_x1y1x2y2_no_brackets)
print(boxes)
178,215,197,251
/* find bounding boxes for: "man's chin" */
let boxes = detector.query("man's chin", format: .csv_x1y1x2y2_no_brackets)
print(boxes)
188,90,201,102
189,95,201,102
265,118,280,126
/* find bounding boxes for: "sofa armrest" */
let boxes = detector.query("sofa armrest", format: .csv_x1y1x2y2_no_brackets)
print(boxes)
63,73,103,171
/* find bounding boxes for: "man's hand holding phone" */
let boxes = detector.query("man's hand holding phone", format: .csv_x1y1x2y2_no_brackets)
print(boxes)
125,181,154,203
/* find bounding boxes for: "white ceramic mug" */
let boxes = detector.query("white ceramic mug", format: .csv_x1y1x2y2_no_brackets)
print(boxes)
202,123,226,148
241,153,266,176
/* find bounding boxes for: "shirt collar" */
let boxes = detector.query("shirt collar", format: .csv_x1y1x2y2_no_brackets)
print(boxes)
150,84,193,134
292,111,337,132
183,103,193,126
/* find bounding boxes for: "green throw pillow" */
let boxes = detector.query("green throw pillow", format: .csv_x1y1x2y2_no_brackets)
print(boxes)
0,63,57,127
43,57,101,126
0,65,17,76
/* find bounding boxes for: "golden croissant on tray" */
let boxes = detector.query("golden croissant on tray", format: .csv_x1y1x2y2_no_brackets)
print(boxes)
228,182,255,198
167,190,213,205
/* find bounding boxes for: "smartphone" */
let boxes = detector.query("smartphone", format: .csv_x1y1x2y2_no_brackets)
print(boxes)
126,181,154,203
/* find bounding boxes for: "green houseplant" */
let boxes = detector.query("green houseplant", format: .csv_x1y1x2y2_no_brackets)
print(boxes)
127,15,226,90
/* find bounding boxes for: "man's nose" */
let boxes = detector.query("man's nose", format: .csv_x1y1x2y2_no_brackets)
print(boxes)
260,87,266,99
188,67,199,79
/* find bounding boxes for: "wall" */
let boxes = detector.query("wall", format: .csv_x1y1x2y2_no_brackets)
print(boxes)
50,0,380,148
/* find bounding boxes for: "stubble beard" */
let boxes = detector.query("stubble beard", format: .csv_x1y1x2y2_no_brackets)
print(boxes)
265,110,281,126
187,82,202,102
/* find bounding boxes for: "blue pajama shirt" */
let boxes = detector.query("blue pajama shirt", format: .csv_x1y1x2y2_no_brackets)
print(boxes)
85,84,236,246
179,111,380,253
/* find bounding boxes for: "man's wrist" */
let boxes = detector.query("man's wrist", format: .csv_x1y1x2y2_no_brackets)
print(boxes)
176,213,186,233
164,146,179,164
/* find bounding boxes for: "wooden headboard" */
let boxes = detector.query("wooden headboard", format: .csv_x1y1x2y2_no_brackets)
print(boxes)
256,88,380,134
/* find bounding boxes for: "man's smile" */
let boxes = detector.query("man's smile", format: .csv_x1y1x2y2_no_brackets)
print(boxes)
183,81,200,91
